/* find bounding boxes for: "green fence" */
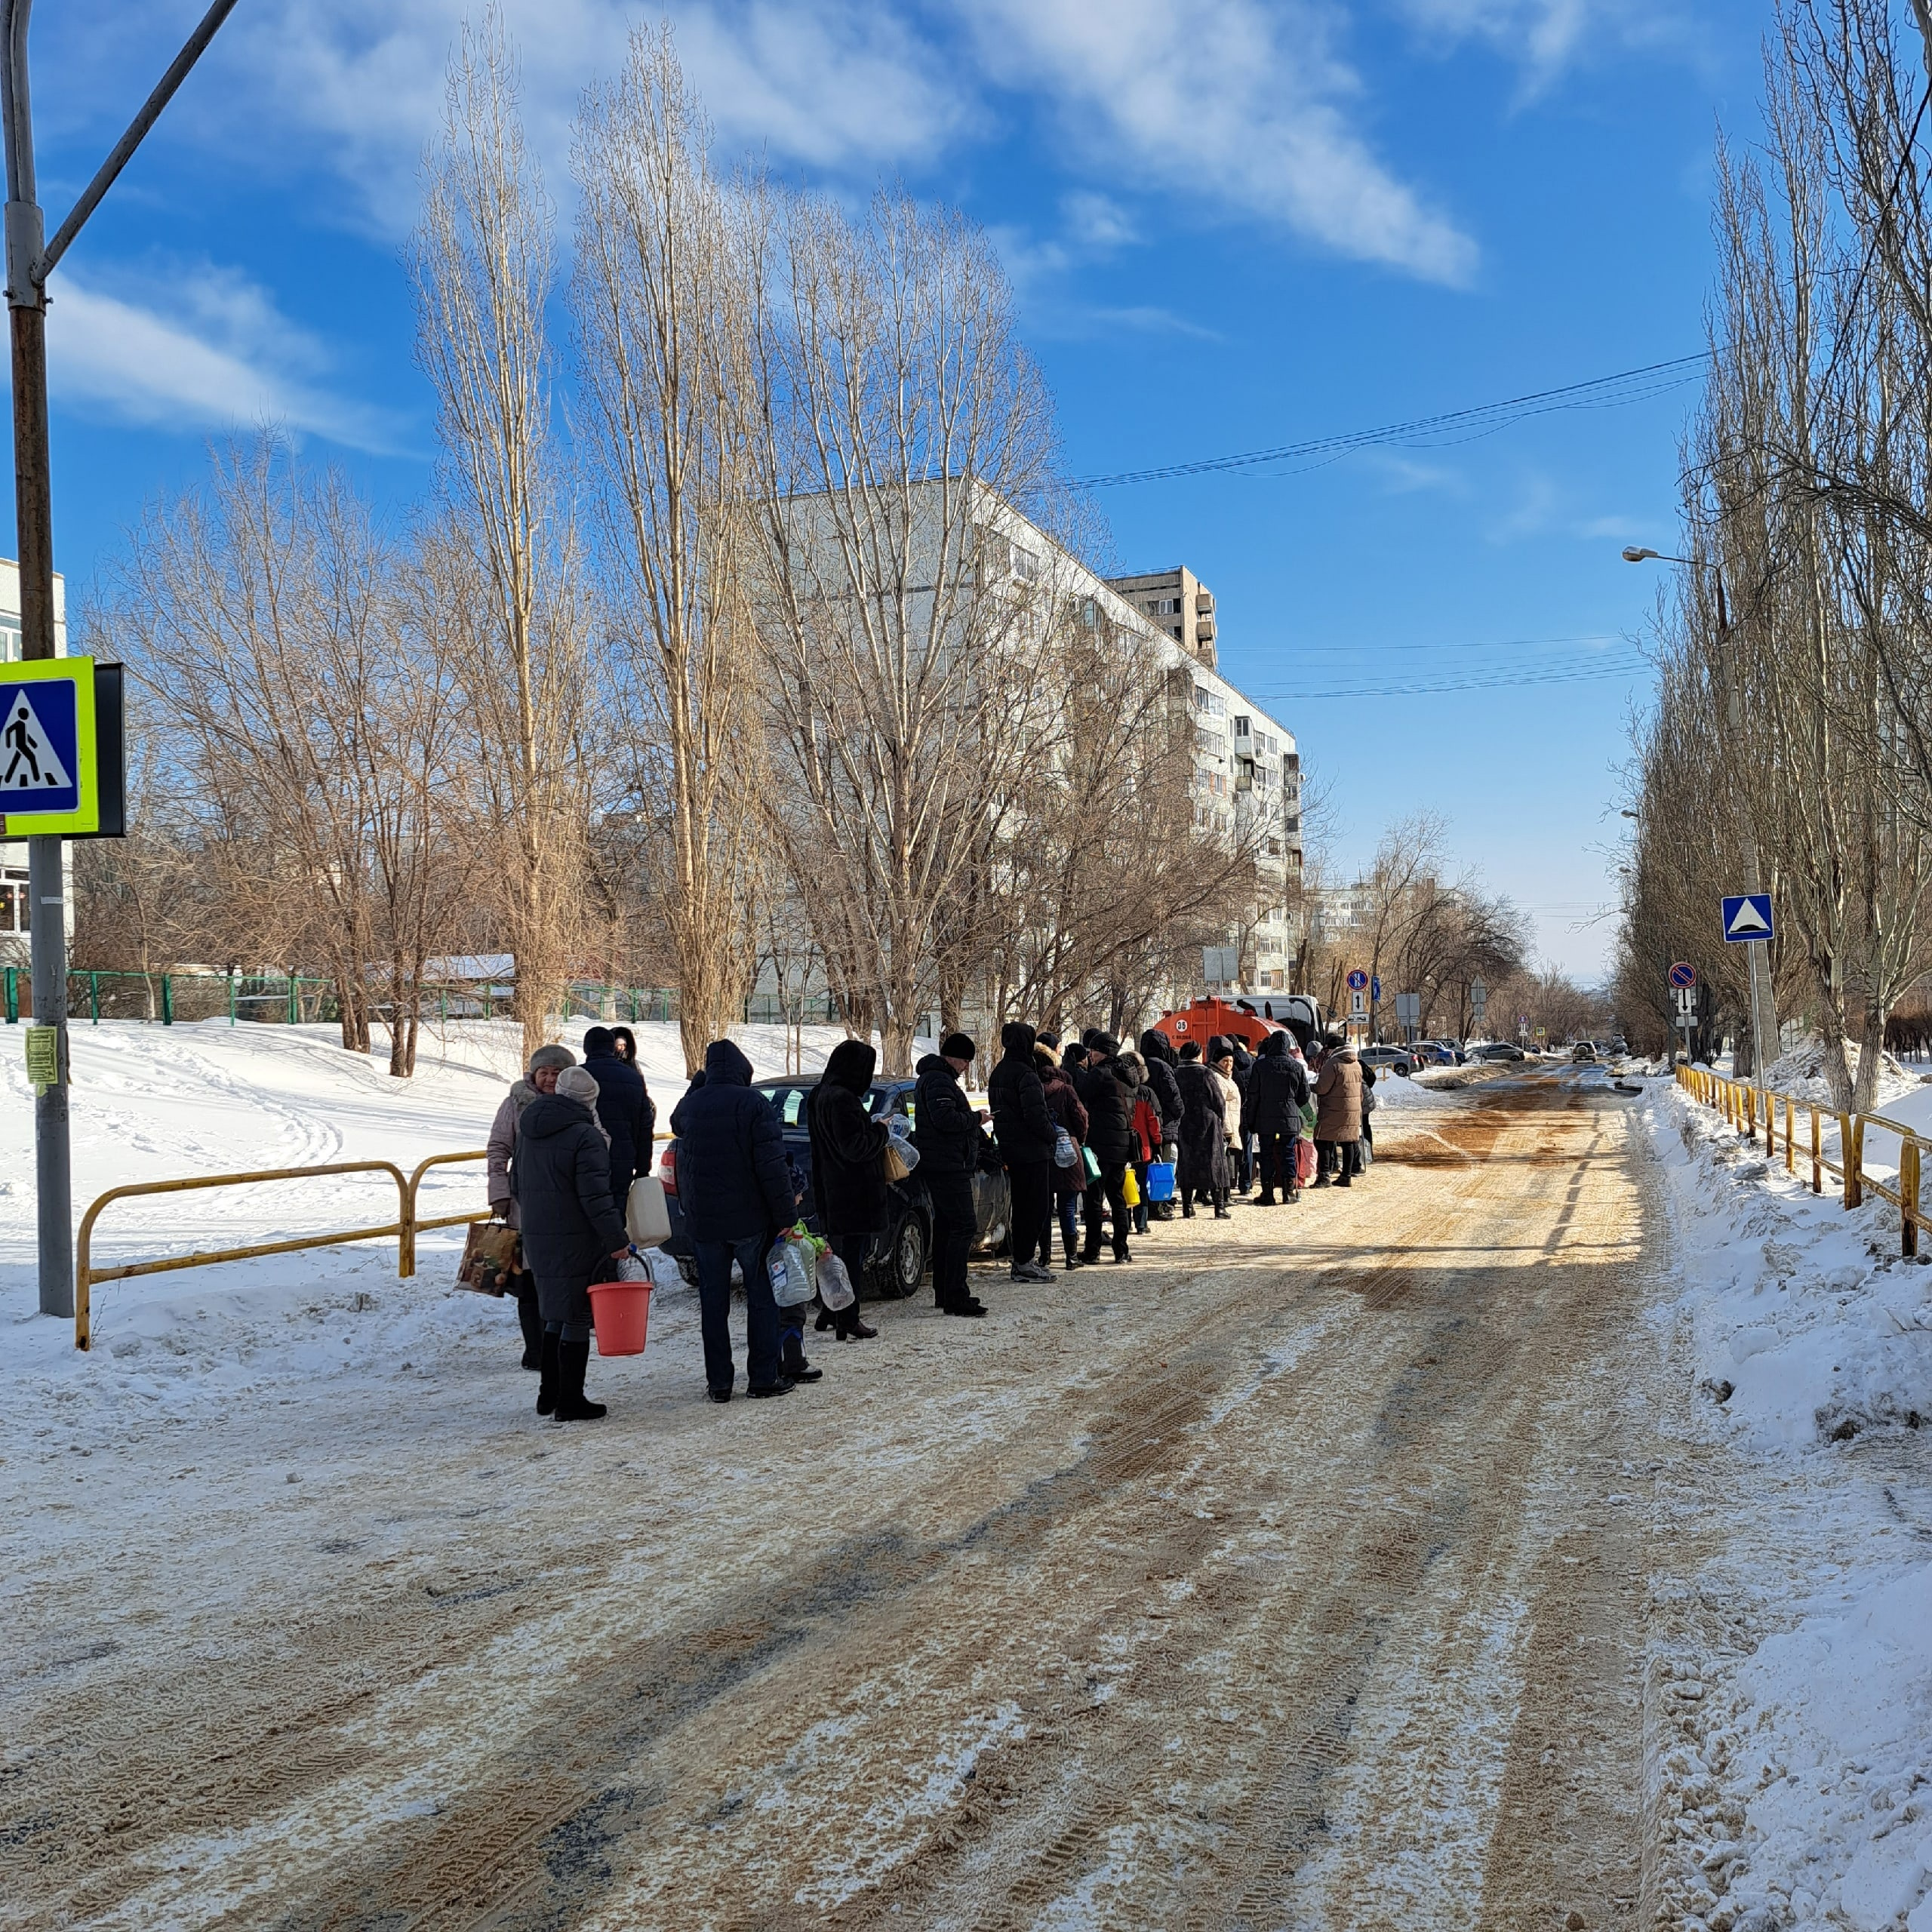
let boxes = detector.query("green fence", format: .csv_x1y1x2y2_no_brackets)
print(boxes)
2,968,844,1029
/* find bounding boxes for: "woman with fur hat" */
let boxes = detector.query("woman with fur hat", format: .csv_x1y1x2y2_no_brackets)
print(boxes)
488,1042,577,1371
512,1062,631,1420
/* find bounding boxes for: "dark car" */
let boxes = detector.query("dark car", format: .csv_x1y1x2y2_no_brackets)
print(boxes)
1410,1041,1458,1066
1358,1044,1416,1076
1473,1041,1527,1063
657,1076,1011,1297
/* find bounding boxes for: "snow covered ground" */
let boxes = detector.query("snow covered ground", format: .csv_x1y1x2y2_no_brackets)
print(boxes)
1638,1075,1932,1932
0,1017,857,1370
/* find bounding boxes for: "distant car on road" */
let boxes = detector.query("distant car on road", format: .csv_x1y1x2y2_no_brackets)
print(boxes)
1358,1044,1416,1075
657,1075,1012,1297
1472,1041,1527,1063
1571,1041,1598,1063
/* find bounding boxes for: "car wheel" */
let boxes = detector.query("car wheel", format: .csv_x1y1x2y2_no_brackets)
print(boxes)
873,1212,928,1298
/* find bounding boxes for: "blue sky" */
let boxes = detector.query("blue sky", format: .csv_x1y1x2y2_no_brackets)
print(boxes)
14,0,1769,978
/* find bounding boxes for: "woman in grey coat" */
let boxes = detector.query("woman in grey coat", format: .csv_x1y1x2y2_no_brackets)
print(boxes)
487,1042,576,1369
512,1064,631,1421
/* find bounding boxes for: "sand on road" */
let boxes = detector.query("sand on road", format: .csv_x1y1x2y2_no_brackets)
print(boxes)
5,1069,1680,1930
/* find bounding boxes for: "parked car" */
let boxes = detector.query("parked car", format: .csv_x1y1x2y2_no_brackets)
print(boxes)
1411,1041,1459,1066
1472,1041,1527,1063
1571,1040,1598,1063
657,1075,1012,1297
1358,1044,1416,1075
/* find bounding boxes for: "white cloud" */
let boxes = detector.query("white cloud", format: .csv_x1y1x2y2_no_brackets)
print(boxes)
1398,0,1697,92
48,265,414,454
225,0,968,235
953,0,1476,284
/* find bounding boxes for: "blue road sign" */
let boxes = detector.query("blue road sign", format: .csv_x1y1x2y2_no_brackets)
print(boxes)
1721,894,1774,944
1371,974,1382,1002
1668,961,1697,989
1346,968,1368,992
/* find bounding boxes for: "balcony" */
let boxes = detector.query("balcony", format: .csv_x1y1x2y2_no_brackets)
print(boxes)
1196,617,1217,643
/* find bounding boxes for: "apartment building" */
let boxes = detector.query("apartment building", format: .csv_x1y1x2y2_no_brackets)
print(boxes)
1105,565,1218,669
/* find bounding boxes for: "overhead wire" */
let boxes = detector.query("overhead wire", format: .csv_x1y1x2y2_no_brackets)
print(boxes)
1077,355,1704,489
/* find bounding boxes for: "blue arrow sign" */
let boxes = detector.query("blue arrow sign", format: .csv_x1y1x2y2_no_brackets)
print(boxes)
1371,975,1381,1002
1721,894,1774,943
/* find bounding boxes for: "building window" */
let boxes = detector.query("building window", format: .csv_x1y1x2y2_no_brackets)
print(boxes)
0,869,27,933
1010,542,1041,583
1079,596,1097,629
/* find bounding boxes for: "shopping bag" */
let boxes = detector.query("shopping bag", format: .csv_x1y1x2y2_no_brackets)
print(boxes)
817,1250,857,1312
1300,1101,1318,1134
1053,1127,1080,1168
1295,1139,1317,1186
456,1220,520,1295
881,1139,915,1181
625,1175,672,1245
1358,1137,1374,1169
1146,1160,1176,1202
1081,1145,1101,1183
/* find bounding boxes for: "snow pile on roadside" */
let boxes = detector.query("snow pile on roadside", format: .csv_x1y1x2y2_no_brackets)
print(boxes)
1760,1039,1920,1111
1641,1078,1932,1932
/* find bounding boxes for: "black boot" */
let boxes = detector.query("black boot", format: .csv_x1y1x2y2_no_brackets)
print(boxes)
1255,1190,1276,1208
814,1305,835,1332
515,1286,543,1371
535,1328,560,1416
552,1337,607,1421
944,1294,987,1317
783,1333,823,1383
835,1306,878,1340
1062,1232,1083,1272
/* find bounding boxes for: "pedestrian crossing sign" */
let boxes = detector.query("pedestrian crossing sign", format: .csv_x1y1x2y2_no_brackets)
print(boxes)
0,658,97,835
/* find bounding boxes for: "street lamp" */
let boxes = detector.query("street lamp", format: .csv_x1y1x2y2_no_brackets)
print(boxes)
1622,540,1776,1091
4,0,240,1318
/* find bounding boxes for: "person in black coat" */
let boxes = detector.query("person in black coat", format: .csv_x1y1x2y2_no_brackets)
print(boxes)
669,1038,799,1400
1137,1029,1185,1221
1072,1034,1134,1263
1247,1029,1311,1205
913,1033,987,1316
512,1065,632,1421
1173,1042,1231,1217
989,1020,1056,1281
582,1026,653,1205
806,1038,890,1341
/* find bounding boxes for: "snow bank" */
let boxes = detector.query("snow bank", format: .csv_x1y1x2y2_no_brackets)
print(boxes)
1759,1039,1921,1112
1641,1078,1932,1932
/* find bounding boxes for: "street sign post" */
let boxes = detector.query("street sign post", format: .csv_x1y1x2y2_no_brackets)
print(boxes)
1346,968,1368,992
1394,991,1420,1040
1371,974,1381,1004
1721,893,1780,1088
1349,988,1367,1020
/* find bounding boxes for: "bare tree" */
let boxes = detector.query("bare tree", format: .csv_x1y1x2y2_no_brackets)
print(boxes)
411,16,594,1065
573,24,767,1072
742,187,1063,1072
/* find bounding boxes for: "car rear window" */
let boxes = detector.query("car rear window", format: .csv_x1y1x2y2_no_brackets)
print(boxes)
753,1081,906,1126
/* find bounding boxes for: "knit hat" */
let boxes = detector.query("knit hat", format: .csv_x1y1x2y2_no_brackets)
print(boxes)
583,1025,615,1055
528,1043,577,1074
555,1066,600,1106
941,1031,977,1062
1035,1029,1060,1051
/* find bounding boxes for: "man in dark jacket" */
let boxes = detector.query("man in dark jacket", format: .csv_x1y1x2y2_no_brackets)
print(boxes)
913,1033,987,1316
989,1020,1056,1282
1072,1035,1134,1263
1247,1030,1311,1205
512,1065,632,1421
669,1039,798,1400
582,1026,652,1205
805,1039,889,1344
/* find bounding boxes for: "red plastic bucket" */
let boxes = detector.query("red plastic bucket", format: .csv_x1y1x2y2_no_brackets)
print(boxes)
588,1281,651,1356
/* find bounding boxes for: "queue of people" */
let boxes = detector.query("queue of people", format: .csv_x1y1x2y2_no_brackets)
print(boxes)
483,1020,1377,1420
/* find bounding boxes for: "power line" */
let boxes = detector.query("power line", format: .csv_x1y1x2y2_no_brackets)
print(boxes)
1078,355,1705,489
1255,653,1652,701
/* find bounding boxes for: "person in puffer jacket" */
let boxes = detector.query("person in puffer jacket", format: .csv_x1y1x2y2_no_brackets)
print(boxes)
914,1033,989,1316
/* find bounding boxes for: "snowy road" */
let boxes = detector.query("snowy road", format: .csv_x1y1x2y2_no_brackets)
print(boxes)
8,1066,1699,1927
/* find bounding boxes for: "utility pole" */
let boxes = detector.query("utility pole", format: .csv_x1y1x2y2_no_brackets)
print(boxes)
2,0,239,1317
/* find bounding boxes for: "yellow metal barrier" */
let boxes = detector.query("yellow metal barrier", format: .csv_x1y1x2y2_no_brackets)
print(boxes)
1675,1064,1929,1252
76,1161,411,1352
401,1149,491,1279
75,1132,671,1349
